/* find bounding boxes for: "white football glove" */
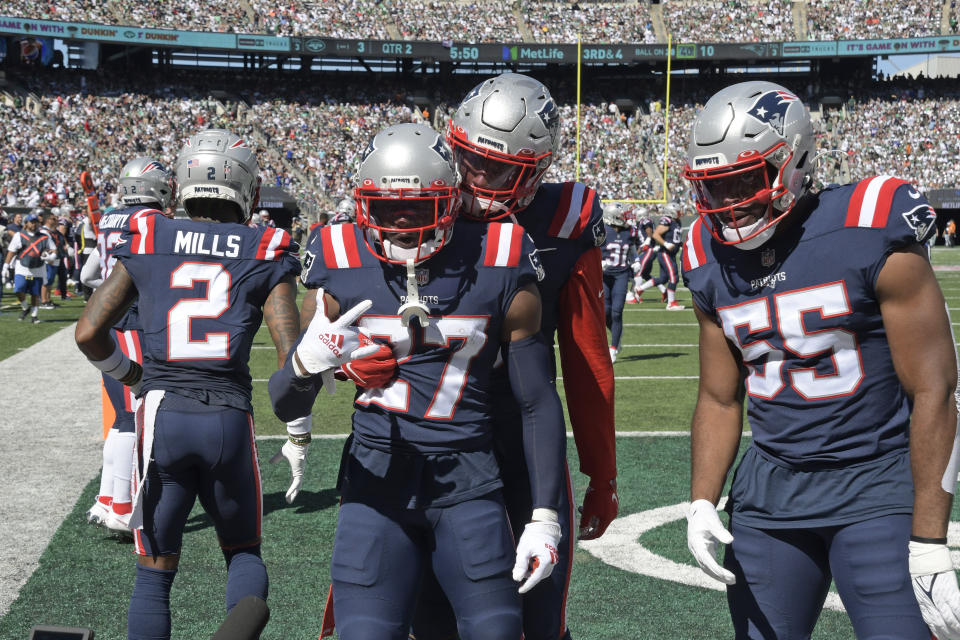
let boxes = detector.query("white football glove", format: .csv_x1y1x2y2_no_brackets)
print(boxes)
687,499,736,585
641,236,652,248
663,242,676,252
270,438,309,504
512,509,562,594
295,299,379,393
1,263,10,284
909,540,960,639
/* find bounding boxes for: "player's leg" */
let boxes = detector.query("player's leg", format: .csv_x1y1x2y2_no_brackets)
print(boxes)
105,329,142,532
634,250,656,300
430,492,521,640
192,403,268,611
725,520,832,640
661,253,683,309
828,514,930,639
332,501,427,640
608,270,628,353
91,372,127,525
129,397,203,640
602,271,615,331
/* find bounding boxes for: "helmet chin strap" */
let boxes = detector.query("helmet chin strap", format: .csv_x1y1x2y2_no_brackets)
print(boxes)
464,192,509,218
724,201,779,251
397,258,430,328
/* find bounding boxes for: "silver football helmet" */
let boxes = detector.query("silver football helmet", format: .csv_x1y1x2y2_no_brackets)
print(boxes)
118,157,175,210
447,73,560,220
682,81,815,250
329,197,356,225
176,129,260,223
354,123,460,265
602,202,631,227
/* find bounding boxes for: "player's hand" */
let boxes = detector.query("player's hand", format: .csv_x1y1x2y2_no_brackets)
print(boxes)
909,539,960,639
513,512,562,594
578,478,619,540
269,436,310,504
652,245,661,253
337,341,397,388
686,499,735,585
1,263,10,284
641,237,652,248
295,299,379,390
664,242,676,252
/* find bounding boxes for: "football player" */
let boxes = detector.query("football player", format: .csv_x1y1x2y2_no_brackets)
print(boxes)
628,208,655,303
80,157,175,536
75,129,311,640
635,203,684,310
328,197,356,225
601,202,638,363
410,73,617,640
269,123,567,639
682,81,960,639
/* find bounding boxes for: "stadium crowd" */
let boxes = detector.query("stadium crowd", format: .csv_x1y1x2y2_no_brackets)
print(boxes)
2,69,959,224
3,0,956,43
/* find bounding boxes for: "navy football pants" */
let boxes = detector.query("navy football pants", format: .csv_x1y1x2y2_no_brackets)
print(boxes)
135,398,263,557
725,513,929,639
332,493,520,640
603,270,629,349
653,250,679,291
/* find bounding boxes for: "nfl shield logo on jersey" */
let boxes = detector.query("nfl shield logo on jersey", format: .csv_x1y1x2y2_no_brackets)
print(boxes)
416,268,430,285
761,247,776,267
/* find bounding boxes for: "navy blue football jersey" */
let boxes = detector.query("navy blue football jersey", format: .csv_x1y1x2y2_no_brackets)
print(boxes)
511,181,605,344
658,216,683,253
602,225,637,274
683,176,937,466
301,221,541,454
114,215,300,409
97,205,161,332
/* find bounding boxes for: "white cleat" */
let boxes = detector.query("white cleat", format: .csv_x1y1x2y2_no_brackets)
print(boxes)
609,346,619,363
87,500,110,525
666,301,686,311
104,511,133,538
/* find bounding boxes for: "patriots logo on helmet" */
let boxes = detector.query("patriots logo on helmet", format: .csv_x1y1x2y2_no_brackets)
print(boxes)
746,90,797,136
430,136,452,164
536,98,559,138
229,139,249,149
140,162,164,175
901,204,937,243
358,139,376,167
463,83,483,104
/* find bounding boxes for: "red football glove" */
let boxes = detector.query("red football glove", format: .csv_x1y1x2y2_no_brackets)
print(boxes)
334,338,397,388
578,478,619,540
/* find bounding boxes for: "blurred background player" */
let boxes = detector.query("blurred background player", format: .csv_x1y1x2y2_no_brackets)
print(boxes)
628,208,656,304
80,157,175,537
601,202,638,363
75,129,303,640
635,203,684,310
3,212,57,323
272,122,566,639
328,196,356,225
412,72,618,640
682,81,960,639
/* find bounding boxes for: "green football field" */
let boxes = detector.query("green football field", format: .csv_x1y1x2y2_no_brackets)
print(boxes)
3,248,960,639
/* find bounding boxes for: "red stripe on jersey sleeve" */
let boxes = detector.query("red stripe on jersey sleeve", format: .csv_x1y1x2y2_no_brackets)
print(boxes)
141,213,156,254
256,228,276,260
483,222,503,266
872,178,910,228
844,178,874,227
573,187,597,237
321,226,338,269
548,182,576,237
506,223,523,266
341,225,362,267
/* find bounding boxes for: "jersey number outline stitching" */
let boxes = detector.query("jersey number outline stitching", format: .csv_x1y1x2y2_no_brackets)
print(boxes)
717,281,865,400
167,262,232,361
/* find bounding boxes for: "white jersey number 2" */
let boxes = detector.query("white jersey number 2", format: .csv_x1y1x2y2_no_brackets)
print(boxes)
717,281,864,400
167,262,231,360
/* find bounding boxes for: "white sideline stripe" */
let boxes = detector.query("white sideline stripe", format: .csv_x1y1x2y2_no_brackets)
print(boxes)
624,323,697,327
0,323,103,618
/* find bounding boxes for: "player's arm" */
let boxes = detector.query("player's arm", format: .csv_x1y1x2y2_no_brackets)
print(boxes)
75,261,140,387
877,244,957,539
502,282,567,594
80,247,103,289
878,244,960,635
556,247,618,539
263,274,301,368
652,223,670,248
686,301,744,585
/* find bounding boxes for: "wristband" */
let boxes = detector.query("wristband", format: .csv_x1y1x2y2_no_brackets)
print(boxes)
286,415,313,436
910,535,948,545
531,508,558,523
89,348,135,381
